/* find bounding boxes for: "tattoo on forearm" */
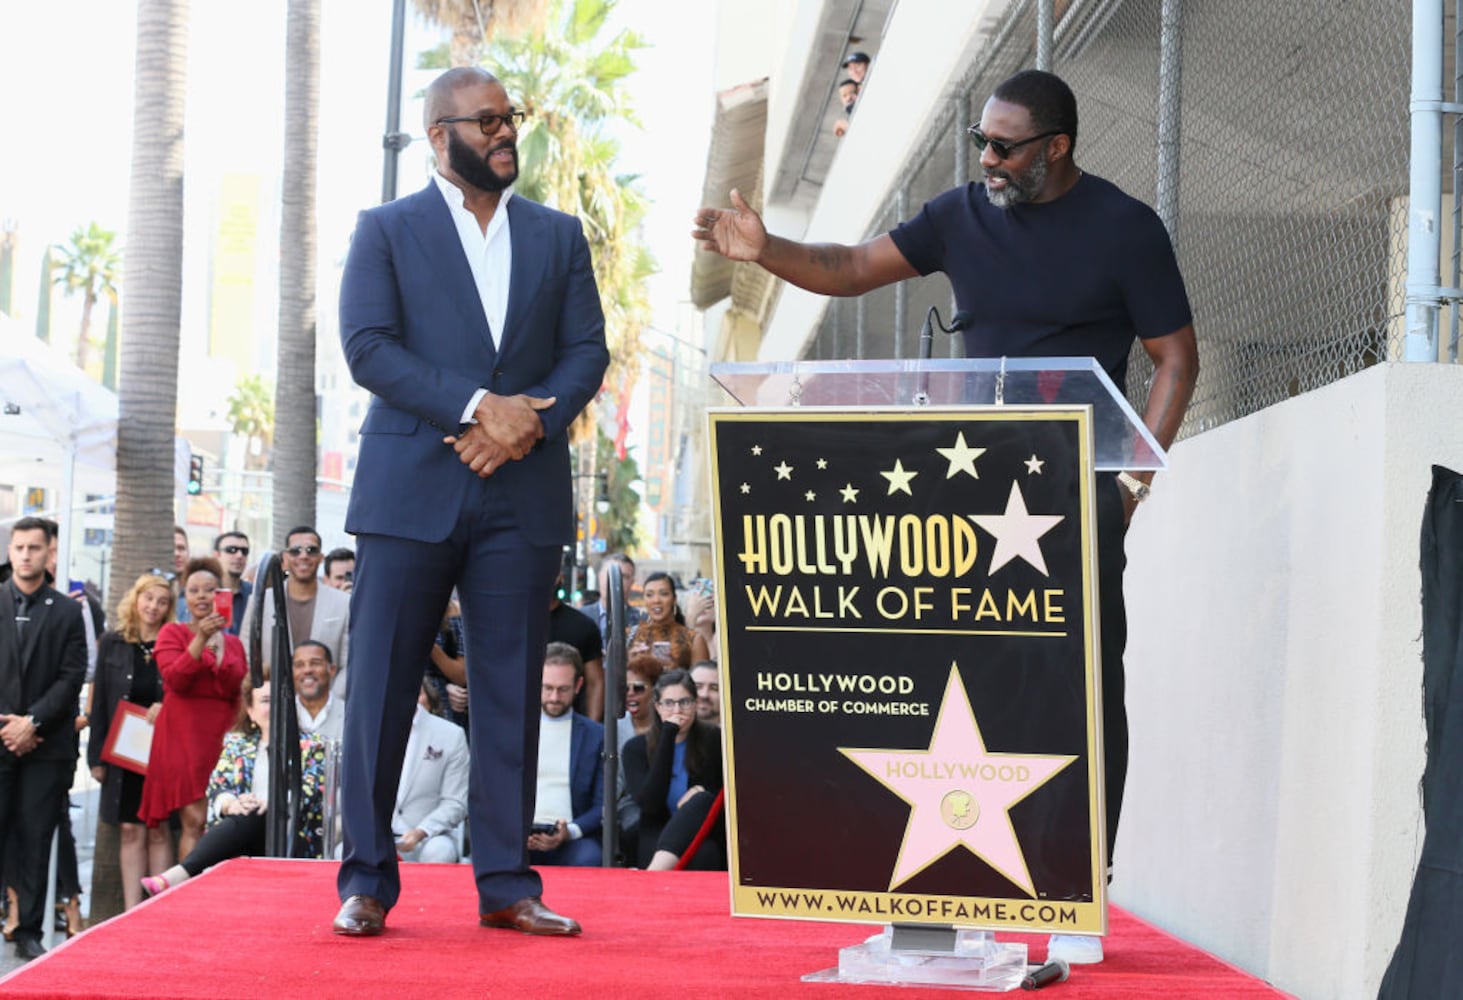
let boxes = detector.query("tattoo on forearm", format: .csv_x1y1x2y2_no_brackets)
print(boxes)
808,244,846,275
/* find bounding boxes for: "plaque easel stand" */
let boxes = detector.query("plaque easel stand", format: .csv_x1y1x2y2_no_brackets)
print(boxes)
711,358,1166,993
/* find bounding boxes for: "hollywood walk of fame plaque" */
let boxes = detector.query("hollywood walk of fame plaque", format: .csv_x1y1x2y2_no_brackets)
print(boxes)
709,407,1106,935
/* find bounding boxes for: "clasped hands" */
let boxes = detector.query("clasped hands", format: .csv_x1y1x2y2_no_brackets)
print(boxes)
443,392,555,478
0,713,41,756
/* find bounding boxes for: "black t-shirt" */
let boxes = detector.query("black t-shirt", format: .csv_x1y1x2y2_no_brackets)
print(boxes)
549,601,603,664
888,173,1192,394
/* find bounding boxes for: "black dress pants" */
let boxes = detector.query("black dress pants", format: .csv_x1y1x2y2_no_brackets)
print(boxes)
0,755,72,943
181,813,267,877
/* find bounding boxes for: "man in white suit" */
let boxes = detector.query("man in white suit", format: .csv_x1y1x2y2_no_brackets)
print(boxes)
239,526,351,695
394,684,470,863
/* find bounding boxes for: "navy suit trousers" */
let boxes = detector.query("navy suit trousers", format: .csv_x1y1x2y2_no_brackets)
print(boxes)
337,477,560,912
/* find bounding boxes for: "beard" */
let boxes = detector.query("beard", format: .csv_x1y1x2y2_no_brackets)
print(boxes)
447,127,518,193
984,148,1049,209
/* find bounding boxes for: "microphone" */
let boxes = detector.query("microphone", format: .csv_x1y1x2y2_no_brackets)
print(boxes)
913,307,974,405
1021,958,1070,990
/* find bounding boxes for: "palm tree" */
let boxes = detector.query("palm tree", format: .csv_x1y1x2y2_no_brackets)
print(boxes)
227,374,276,471
52,222,121,375
273,0,321,542
481,0,655,440
412,0,548,66
100,0,190,925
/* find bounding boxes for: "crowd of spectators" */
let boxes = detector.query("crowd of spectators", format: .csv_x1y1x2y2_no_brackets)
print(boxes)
0,524,724,959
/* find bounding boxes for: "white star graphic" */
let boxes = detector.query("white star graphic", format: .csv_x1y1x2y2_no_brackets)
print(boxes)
969,481,1064,576
936,431,987,479
805,490,816,502
751,445,762,456
739,482,751,494
1025,454,1044,475
816,458,829,469
840,483,860,504
774,461,794,480
881,460,918,496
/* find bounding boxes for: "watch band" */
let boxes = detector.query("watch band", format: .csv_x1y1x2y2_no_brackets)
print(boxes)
1117,472,1151,502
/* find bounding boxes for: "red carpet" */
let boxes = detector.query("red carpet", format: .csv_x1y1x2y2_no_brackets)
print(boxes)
0,860,1290,998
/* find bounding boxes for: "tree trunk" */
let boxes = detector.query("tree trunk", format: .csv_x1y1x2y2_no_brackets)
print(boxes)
100,0,190,921
273,0,321,543
75,289,95,372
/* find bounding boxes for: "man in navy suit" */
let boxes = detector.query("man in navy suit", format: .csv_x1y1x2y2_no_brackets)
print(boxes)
528,643,605,867
333,66,609,938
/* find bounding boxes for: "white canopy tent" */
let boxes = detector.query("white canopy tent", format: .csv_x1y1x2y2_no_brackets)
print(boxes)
0,312,118,584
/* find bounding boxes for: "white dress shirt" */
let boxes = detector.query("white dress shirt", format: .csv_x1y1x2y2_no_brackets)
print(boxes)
432,171,513,423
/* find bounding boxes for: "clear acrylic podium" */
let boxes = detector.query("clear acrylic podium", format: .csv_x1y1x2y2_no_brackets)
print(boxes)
711,357,1166,471
708,358,1166,992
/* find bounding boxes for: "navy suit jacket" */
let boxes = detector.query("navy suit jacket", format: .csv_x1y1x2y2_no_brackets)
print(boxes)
569,712,606,839
340,182,609,546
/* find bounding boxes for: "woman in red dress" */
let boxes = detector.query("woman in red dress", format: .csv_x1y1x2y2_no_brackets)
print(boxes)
138,557,248,859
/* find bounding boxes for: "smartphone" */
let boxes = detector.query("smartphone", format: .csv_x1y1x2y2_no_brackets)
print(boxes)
652,641,672,660
529,822,557,836
213,589,233,627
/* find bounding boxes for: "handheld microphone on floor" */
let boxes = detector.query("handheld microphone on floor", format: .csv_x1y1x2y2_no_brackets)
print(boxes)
913,308,974,405
1021,958,1070,990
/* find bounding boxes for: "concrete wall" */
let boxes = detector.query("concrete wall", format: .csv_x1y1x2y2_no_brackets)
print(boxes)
1115,363,1463,998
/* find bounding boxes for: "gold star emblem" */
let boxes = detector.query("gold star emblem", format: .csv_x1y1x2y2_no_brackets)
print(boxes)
739,482,751,494
936,431,986,479
805,490,816,502
817,458,829,469
751,445,762,456
1025,454,1044,475
774,461,794,480
881,459,918,496
840,483,860,503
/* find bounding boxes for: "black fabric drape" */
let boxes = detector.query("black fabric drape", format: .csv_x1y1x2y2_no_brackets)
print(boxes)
1379,465,1463,999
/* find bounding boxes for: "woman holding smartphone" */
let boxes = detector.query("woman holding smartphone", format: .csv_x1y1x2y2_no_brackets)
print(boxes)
137,557,249,859
627,573,709,669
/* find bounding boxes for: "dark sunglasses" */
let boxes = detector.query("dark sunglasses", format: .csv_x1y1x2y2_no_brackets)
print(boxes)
286,545,321,557
146,567,178,583
219,545,250,556
625,681,648,694
966,125,1062,160
435,111,527,135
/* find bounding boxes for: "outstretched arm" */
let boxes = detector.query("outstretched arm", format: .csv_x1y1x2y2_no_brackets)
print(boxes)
692,188,918,297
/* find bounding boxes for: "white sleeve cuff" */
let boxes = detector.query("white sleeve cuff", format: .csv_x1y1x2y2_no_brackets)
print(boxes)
461,388,488,424
567,822,583,841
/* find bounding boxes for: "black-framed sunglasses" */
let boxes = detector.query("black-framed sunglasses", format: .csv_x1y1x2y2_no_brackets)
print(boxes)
146,567,178,583
286,545,321,557
435,111,528,135
966,125,1062,160
625,681,648,694
219,545,250,556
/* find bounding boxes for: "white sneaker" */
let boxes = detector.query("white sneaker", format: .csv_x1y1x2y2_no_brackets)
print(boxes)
1047,933,1104,965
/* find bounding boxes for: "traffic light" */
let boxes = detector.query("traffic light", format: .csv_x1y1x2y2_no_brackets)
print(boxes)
187,453,205,495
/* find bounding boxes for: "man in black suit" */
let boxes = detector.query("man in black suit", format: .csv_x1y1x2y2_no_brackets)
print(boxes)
0,517,86,960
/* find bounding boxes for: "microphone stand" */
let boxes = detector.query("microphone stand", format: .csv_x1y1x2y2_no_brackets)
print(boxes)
912,307,971,405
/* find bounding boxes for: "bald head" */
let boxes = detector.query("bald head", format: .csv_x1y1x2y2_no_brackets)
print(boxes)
424,66,503,131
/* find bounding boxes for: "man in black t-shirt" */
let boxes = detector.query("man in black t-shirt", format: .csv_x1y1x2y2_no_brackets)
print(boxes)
548,586,604,722
694,70,1199,966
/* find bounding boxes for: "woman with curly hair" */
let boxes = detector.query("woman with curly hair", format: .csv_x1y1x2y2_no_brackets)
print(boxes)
87,572,176,910
137,557,249,858
141,671,328,896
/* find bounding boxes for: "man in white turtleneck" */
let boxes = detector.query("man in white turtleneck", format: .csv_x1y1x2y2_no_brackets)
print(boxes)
527,643,604,867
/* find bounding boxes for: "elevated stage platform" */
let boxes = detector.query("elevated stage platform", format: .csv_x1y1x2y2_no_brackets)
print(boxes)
0,860,1291,997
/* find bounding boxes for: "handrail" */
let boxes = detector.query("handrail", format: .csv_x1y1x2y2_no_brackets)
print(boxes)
600,561,625,866
248,550,302,858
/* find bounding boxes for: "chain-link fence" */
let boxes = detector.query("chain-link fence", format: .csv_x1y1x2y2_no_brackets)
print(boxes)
806,0,1412,439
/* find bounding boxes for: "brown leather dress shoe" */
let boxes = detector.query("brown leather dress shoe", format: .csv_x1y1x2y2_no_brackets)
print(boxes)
332,895,386,936
479,896,582,936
